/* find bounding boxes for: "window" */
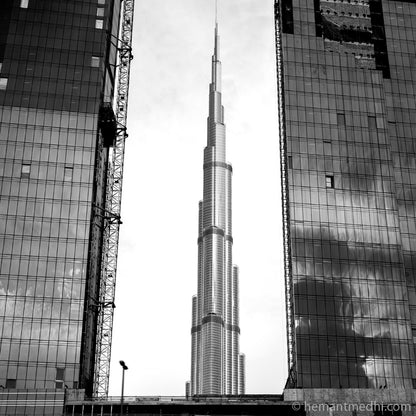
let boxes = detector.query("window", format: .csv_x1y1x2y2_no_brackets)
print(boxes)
6,379,16,389
56,368,65,380
95,19,103,29
98,0,105,3
337,113,345,126
91,56,100,67
20,0,29,8
0,78,8,90
0,63,2,72
288,156,293,169
325,175,334,188
21,164,31,178
323,140,331,155
368,115,377,130
64,166,73,181
97,8,104,17
376,117,384,129
56,367,65,388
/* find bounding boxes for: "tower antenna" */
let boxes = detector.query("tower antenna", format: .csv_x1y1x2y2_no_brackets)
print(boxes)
215,0,218,25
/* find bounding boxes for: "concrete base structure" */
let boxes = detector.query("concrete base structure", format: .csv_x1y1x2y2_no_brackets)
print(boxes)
284,389,415,415
3,388,416,415
64,392,304,415
0,389,66,416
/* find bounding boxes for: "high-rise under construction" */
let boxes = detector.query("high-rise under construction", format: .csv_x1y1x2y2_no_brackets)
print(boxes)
0,1,134,412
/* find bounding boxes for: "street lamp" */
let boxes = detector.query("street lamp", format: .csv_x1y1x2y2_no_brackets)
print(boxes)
119,360,128,415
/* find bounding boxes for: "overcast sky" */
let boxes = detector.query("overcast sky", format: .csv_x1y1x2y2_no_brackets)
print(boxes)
107,0,287,396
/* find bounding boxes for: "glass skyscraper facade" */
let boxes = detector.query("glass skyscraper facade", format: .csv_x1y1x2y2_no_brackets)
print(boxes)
275,0,416,389
0,0,122,398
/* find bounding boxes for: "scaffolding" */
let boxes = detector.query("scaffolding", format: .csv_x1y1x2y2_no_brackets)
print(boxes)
274,0,296,388
93,0,135,398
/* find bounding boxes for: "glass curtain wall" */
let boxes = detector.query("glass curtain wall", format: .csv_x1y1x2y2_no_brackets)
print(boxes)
276,0,416,389
0,0,120,393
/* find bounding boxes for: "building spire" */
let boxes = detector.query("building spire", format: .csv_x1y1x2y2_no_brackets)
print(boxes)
211,14,221,94
214,22,219,60
214,0,219,60
215,0,218,26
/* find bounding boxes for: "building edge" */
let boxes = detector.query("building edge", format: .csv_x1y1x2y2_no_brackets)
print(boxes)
274,0,296,388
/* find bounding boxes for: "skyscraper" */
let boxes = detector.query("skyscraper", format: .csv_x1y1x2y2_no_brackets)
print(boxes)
0,0,133,405
275,0,416,391
190,23,245,396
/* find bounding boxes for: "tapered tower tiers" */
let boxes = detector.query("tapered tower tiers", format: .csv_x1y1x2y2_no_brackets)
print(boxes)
190,24,245,396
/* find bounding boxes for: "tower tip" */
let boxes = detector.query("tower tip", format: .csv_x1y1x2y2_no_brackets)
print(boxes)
215,0,218,26
213,11,219,61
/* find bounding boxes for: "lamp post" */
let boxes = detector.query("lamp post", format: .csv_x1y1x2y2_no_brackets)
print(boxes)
119,360,128,415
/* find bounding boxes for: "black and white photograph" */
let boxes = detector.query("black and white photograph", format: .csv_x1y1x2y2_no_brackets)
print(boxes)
0,0,415,415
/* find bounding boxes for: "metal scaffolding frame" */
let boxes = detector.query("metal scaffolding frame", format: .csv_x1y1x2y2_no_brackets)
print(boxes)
274,0,296,388
93,0,135,398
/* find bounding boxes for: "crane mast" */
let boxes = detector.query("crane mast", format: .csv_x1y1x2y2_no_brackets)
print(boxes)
93,0,135,398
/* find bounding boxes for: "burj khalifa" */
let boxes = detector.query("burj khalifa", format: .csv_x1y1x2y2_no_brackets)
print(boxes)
190,23,245,396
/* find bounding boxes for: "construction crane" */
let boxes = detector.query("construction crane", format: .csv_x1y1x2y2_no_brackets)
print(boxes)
93,0,135,398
